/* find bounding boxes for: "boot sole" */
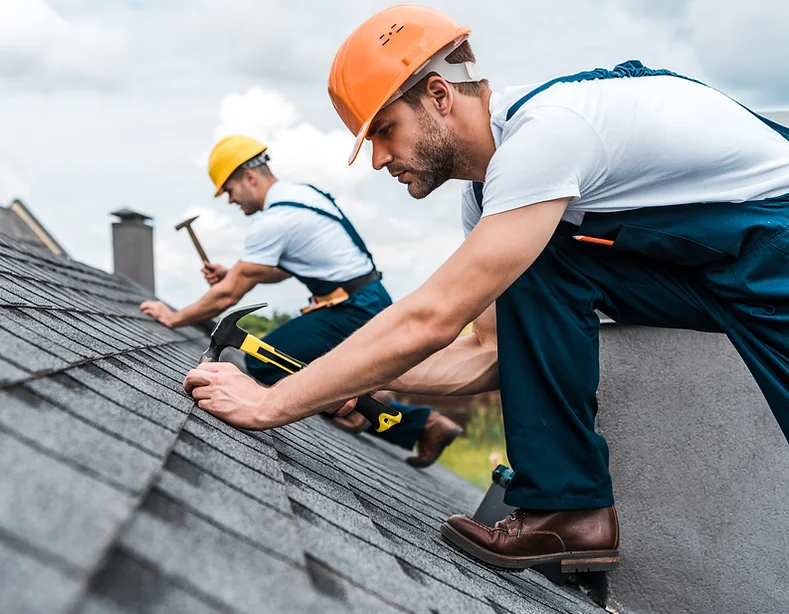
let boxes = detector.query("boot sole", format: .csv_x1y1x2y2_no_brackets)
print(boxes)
440,522,620,572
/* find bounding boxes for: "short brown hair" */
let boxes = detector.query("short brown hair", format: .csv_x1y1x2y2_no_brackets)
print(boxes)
400,41,488,107
228,161,272,183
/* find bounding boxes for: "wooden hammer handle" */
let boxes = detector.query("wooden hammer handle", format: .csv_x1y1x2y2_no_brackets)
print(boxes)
186,226,209,263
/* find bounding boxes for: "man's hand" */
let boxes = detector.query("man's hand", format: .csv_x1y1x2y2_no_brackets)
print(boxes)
183,362,356,430
184,363,273,429
140,300,177,327
202,262,228,286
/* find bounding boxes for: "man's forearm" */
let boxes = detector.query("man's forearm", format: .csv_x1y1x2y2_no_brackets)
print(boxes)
388,332,499,396
170,289,236,327
266,291,467,419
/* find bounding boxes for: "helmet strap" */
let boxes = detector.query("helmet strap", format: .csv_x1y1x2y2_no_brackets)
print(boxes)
386,36,481,107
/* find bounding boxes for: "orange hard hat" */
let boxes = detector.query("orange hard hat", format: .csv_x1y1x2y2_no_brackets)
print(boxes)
329,5,471,165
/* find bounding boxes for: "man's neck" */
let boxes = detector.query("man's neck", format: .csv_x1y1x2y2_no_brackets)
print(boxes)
452,87,496,183
256,176,279,211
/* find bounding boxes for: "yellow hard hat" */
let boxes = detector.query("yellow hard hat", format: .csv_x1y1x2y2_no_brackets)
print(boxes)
208,135,268,197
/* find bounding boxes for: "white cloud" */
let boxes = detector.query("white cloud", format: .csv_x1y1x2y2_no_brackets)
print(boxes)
687,1,789,101
0,0,127,89
207,86,373,193
178,0,343,84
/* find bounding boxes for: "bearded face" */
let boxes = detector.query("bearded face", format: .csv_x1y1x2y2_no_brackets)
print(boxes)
369,97,472,199
399,107,459,199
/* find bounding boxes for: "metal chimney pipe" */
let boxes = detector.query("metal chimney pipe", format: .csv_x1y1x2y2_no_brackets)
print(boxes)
110,208,155,293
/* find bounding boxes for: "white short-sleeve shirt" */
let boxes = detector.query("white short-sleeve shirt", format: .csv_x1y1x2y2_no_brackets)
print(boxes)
462,76,789,236
241,181,373,282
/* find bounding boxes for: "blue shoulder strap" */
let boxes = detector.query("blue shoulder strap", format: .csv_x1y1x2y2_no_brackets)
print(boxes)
505,60,704,121
268,184,376,270
472,181,485,212
471,59,789,212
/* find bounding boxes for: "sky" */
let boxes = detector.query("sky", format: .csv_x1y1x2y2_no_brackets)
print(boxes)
1,0,789,314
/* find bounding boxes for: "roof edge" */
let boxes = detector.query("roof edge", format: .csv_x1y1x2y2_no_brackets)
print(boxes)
8,199,69,257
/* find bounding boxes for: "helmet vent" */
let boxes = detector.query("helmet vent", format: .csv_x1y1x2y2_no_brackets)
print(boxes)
379,24,405,46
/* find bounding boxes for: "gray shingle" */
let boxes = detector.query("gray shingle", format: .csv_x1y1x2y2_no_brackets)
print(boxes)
0,539,83,614
45,311,125,354
174,425,284,500
67,363,190,430
1,275,72,309
79,549,229,614
0,432,134,571
0,355,30,385
30,374,176,455
0,322,70,374
0,387,160,493
156,453,302,565
98,357,195,412
186,411,278,460
0,282,26,307
24,308,105,359
119,495,319,614
1,307,96,358
113,352,188,388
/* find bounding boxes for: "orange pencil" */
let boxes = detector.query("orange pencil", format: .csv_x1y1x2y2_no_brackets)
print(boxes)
573,235,615,246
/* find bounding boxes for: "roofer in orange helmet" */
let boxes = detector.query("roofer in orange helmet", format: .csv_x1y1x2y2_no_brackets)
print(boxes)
186,4,789,574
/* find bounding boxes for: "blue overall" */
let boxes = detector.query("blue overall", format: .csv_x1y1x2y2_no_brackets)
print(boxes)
244,185,430,450
475,62,789,510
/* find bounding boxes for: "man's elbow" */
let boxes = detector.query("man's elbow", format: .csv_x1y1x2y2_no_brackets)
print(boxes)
410,303,465,353
214,291,240,313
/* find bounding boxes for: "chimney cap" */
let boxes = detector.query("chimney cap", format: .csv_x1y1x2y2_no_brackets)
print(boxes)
110,208,153,223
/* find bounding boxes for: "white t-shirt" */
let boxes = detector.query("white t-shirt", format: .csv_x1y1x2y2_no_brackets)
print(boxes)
462,75,789,235
241,181,373,282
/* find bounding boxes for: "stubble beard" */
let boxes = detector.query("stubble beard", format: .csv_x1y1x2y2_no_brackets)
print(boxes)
405,110,469,200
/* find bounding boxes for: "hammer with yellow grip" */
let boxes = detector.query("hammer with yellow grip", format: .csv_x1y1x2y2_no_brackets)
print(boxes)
198,303,402,433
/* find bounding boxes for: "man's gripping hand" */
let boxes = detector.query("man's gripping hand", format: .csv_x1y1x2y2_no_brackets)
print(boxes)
202,262,228,285
184,362,357,430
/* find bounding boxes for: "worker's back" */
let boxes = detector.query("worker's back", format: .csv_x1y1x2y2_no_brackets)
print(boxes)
241,181,373,284
465,73,789,231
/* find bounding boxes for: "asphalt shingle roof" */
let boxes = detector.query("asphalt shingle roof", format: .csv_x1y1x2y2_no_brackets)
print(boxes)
0,229,603,614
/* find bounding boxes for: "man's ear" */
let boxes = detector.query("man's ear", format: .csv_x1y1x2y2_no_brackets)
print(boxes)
244,169,257,187
424,75,454,117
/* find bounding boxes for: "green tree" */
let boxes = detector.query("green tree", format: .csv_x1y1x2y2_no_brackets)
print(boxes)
237,311,293,338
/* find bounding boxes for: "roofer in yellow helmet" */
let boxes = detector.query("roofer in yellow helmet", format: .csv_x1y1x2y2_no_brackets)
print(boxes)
185,4,789,576
140,134,462,467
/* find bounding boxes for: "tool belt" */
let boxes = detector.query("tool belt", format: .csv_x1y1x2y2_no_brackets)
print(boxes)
301,270,381,314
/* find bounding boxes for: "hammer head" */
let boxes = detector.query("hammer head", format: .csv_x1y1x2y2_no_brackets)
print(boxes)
175,215,200,231
199,302,268,363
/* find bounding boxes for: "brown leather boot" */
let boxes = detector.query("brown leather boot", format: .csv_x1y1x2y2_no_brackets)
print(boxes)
406,410,463,468
441,506,620,572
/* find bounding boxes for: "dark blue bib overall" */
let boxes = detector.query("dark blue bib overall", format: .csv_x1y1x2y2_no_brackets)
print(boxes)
244,185,430,449
479,61,789,510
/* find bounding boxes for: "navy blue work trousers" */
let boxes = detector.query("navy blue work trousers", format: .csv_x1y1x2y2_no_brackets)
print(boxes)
497,197,789,510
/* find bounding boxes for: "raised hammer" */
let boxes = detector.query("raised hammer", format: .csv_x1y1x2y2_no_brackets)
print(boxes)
175,215,209,263
199,302,402,433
